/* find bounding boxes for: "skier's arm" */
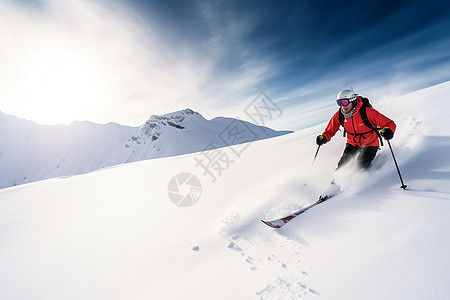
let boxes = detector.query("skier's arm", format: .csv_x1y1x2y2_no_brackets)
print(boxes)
367,108,396,134
321,111,341,142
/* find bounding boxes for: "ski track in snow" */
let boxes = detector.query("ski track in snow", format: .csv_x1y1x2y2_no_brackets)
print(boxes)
222,232,318,298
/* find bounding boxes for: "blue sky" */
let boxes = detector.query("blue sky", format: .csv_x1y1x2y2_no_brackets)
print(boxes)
1,0,449,130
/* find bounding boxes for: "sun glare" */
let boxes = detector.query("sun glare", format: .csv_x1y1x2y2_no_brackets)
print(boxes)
17,48,105,125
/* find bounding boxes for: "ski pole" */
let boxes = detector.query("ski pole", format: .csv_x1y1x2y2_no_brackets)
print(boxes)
387,140,407,190
311,145,321,169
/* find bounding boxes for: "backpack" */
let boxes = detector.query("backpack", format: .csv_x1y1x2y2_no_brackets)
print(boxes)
338,97,383,146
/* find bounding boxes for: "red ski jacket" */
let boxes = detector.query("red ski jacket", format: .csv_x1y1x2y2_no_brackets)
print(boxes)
322,97,396,147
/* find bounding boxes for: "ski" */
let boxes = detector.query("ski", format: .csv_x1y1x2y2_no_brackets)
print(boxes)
261,194,336,228
262,181,342,228
261,202,317,228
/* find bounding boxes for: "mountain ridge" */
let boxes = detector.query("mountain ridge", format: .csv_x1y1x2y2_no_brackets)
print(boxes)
0,108,292,189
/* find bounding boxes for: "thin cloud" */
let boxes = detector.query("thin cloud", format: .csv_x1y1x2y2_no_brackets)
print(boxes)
0,1,212,124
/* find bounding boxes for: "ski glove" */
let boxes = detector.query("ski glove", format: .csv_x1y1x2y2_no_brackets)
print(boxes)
380,128,394,140
316,135,327,146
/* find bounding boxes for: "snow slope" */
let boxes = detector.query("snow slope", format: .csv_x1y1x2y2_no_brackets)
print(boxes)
0,108,290,189
1,82,450,299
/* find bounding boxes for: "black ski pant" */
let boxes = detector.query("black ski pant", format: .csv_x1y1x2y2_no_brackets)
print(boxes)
337,143,379,170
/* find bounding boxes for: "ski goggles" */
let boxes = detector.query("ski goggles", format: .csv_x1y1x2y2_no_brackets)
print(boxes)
336,98,351,106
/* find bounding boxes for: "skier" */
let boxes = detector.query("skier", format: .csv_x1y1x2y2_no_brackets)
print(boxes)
261,90,398,227
315,89,396,201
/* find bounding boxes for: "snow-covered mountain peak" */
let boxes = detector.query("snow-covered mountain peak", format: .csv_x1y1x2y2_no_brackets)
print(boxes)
134,108,202,142
153,108,200,119
147,108,202,125
124,107,291,162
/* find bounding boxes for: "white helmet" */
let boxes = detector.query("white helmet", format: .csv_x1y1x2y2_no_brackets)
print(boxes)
336,89,357,102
